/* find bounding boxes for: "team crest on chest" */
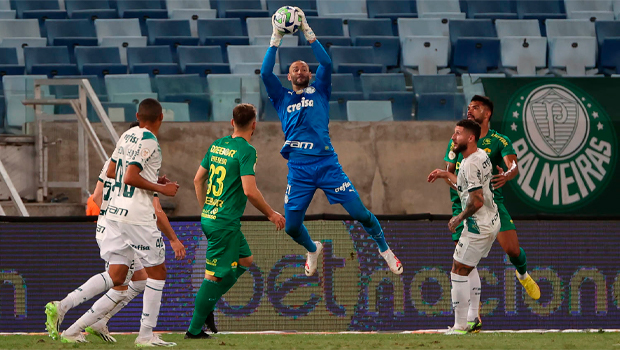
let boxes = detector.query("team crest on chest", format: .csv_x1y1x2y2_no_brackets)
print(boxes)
304,86,316,94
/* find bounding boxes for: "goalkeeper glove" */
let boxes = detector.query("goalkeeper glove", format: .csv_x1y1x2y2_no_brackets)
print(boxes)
270,14,284,47
295,7,316,43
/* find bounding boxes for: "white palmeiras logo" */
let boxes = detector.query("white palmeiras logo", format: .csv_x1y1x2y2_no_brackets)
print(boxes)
503,82,617,212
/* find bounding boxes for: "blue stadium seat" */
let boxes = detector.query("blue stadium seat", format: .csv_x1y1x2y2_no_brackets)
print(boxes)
367,0,417,35
417,0,465,19
347,100,393,121
177,46,230,76
360,73,413,120
227,46,273,75
165,0,216,37
449,19,500,73
267,0,318,17
516,0,566,35
0,0,14,20
215,0,268,35
46,19,98,62
329,46,385,75
329,91,364,120
349,18,393,37
23,46,79,77
397,17,450,39
105,73,156,103
146,19,199,48
415,93,465,120
412,73,458,93
367,92,414,120
0,47,24,75
596,20,620,72
500,36,547,76
65,0,116,20
197,19,250,62
349,19,400,67
0,38,46,66
3,75,51,133
465,0,517,20
316,0,368,18
50,75,107,118
14,1,67,36
461,73,505,101
566,0,613,20
400,36,449,74
155,74,210,121
546,18,595,37
74,46,127,77
116,0,168,35
300,17,346,46
0,19,45,65
331,73,359,92
95,18,142,39
126,46,179,76
495,18,541,37
207,74,242,121
246,18,300,46
278,46,320,73
546,19,597,75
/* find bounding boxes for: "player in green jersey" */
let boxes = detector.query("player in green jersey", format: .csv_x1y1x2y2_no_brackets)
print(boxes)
186,103,286,339
443,96,541,332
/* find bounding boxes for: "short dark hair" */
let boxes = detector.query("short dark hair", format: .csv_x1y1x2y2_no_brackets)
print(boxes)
129,121,140,129
456,119,482,141
233,103,257,129
137,98,162,123
471,95,494,116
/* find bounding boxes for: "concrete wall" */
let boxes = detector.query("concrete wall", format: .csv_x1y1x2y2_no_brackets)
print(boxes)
43,121,456,216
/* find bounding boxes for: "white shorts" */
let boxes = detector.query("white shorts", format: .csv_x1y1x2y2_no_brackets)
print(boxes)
100,219,166,268
453,225,499,267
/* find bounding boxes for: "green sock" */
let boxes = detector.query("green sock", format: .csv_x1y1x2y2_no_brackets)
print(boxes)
220,265,248,296
509,247,528,275
187,279,222,335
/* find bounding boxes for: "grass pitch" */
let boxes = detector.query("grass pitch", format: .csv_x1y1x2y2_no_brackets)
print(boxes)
1,332,619,350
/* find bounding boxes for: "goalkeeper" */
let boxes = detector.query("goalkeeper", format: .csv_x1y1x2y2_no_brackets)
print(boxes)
260,8,403,276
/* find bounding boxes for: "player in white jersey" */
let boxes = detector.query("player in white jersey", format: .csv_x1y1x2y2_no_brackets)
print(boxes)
427,119,500,335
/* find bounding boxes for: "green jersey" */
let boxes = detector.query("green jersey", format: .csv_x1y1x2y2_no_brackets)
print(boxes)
444,129,516,204
200,136,257,229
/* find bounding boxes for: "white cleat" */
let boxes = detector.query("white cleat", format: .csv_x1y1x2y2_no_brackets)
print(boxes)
444,326,468,335
380,249,403,275
86,324,117,343
135,334,177,347
60,331,88,343
304,241,323,276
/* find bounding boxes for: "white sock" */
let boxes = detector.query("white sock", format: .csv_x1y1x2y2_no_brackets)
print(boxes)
64,289,126,336
517,271,528,280
91,279,147,329
451,272,469,330
60,272,114,314
138,278,166,339
467,267,481,322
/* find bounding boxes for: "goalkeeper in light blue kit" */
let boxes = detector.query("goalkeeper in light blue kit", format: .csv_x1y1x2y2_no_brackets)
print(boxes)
261,8,402,276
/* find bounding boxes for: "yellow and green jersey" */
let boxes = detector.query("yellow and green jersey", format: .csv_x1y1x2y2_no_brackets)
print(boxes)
444,129,516,204
200,136,257,230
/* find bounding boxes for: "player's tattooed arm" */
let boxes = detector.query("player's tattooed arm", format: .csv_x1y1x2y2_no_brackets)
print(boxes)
194,165,209,208
492,154,519,189
153,196,186,260
449,189,484,232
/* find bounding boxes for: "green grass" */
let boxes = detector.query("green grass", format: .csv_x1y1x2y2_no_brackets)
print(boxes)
1,333,619,350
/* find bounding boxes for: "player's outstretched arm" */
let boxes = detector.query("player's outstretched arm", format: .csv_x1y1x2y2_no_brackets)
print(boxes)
193,165,209,208
241,175,285,230
427,168,457,187
298,10,332,89
153,196,186,260
261,26,285,100
124,164,179,197
449,189,484,232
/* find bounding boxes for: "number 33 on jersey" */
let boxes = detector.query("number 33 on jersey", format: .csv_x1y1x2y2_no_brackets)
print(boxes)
200,136,257,230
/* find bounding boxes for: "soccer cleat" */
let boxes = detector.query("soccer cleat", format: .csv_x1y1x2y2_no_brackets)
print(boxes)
380,249,403,275
516,271,541,300
467,317,482,333
444,326,468,335
135,334,177,347
86,324,117,343
44,301,65,340
304,241,323,276
60,331,88,343
204,311,218,333
184,331,212,339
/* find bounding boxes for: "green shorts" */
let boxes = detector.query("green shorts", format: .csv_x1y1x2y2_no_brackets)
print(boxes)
451,201,516,241
201,223,252,278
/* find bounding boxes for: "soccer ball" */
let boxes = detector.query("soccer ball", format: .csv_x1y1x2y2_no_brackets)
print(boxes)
273,6,302,35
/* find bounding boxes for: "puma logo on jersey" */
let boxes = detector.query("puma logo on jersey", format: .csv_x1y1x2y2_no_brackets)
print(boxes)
286,97,314,113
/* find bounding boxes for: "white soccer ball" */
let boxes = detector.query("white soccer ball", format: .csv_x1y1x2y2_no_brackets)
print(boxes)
273,6,302,35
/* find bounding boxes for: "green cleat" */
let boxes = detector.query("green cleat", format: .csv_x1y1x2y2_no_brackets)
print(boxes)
444,327,468,335
467,317,482,333
60,331,88,343
86,325,117,343
44,301,65,341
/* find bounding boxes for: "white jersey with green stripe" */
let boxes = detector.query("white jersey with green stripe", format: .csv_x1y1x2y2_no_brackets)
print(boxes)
106,126,161,225
457,148,499,235
96,158,112,240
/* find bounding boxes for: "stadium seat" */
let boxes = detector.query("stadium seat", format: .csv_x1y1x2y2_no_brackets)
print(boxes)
596,21,620,73
45,19,98,62
0,0,14,19
299,17,346,46
347,19,400,67
127,46,179,76
14,0,67,36
546,19,597,75
215,0,269,34
316,0,368,19
0,19,45,65
360,73,413,120
155,74,210,121
267,0,318,16
3,75,52,133
516,0,566,35
464,0,517,20
145,19,199,48
0,38,46,66
417,0,465,19
65,0,117,20
500,36,547,76
366,0,417,35
246,18,299,47
349,18,394,37
449,19,500,73
346,100,393,121
461,73,505,101
495,19,541,37
95,18,142,40
197,19,250,62
166,0,216,37
0,47,24,75
615,0,620,18
565,0,613,20
74,47,127,77
207,74,242,121
329,91,364,120
160,102,191,121
227,46,275,75
329,46,385,75
332,73,359,92
401,36,450,74
415,92,465,120
177,46,230,75
105,73,156,103
278,47,320,73
100,102,138,122
397,18,451,39
116,0,169,35
23,46,79,77
50,75,107,118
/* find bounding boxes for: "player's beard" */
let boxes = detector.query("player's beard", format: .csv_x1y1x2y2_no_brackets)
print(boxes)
467,113,484,124
453,142,467,155
294,75,310,88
